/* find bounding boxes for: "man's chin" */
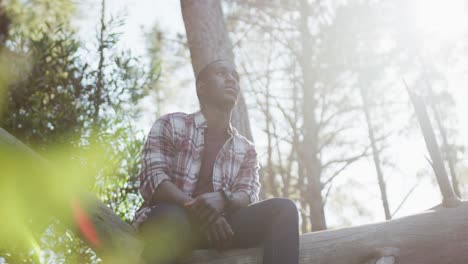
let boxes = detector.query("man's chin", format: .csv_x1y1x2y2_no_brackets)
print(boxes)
216,98,236,111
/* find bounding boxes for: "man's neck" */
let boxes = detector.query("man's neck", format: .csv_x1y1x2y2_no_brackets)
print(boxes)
201,105,232,136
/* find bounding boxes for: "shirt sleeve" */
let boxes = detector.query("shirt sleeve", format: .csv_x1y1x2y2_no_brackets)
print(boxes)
231,146,261,204
139,115,175,203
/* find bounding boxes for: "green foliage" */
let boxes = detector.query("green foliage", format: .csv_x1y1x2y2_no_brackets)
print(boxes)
93,116,144,224
0,138,107,263
3,0,75,43
1,25,88,150
0,0,162,263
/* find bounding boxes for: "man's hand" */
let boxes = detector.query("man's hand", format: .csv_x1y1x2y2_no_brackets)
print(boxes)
184,191,226,224
205,216,234,251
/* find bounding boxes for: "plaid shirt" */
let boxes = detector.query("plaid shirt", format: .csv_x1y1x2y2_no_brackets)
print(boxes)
134,110,261,227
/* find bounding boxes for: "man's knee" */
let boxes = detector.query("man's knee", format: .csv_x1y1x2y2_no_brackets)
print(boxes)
267,197,299,222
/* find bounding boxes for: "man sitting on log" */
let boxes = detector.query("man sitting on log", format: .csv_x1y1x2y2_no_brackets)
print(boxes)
134,59,299,264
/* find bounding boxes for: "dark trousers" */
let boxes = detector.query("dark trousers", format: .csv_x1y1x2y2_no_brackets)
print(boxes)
137,198,299,264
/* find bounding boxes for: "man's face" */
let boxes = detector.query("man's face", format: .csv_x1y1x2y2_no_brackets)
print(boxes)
198,60,240,110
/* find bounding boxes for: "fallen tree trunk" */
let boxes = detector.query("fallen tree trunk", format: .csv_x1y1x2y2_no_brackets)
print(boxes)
0,128,143,263
186,202,468,264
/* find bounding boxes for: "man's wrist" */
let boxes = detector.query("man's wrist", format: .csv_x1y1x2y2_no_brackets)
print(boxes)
219,188,234,211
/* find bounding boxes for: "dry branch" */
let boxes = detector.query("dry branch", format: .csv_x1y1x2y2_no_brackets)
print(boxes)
405,83,461,207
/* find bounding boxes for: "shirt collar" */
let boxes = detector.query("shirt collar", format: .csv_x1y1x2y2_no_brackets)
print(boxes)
194,110,207,128
194,110,237,137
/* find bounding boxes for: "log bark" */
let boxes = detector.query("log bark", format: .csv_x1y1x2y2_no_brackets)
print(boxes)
73,194,143,263
184,202,468,264
0,127,143,263
180,0,253,141
0,127,45,160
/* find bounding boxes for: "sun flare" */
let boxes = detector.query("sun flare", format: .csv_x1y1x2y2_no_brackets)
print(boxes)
412,0,466,40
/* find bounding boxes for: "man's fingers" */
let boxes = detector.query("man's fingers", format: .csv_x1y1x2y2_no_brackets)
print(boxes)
218,218,234,250
200,214,218,233
205,230,213,247
184,199,196,207
221,220,235,250
222,220,234,246
217,223,228,249
204,218,234,251
196,201,211,215
198,205,213,221
223,220,234,238
207,210,219,224
210,227,221,250
191,202,206,219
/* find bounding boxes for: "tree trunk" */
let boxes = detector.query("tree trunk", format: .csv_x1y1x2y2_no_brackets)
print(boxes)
93,0,106,130
406,86,460,207
0,3,10,46
264,81,280,197
359,85,391,220
427,86,461,198
180,0,253,141
421,64,462,198
298,0,327,231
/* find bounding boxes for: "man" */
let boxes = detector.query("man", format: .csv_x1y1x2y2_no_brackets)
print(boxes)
134,59,299,264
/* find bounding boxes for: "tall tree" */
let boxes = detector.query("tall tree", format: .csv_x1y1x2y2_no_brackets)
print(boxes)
359,83,391,220
180,0,253,140
421,63,462,198
226,0,375,231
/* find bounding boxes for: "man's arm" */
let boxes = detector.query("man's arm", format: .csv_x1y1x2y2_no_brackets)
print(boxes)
198,145,261,250
186,145,261,229
230,146,261,205
224,191,250,209
139,115,193,207
151,180,193,207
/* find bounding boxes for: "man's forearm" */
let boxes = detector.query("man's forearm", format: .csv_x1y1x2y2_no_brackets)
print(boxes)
150,180,193,207
228,191,250,209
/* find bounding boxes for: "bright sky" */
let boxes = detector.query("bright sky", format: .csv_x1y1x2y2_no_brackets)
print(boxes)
75,0,184,56
73,0,468,228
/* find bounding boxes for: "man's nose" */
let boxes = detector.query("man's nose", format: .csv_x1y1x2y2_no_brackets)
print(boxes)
225,72,237,83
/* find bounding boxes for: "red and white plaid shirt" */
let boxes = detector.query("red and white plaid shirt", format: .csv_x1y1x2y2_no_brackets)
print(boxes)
134,110,261,227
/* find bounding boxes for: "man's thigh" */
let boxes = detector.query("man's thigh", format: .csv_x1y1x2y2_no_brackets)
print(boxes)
227,198,293,248
137,203,195,262
138,203,192,232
